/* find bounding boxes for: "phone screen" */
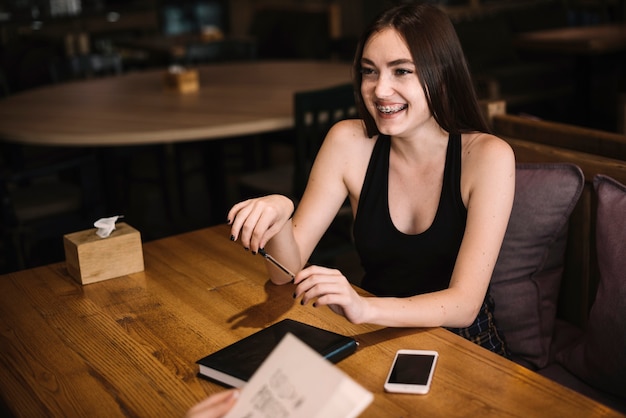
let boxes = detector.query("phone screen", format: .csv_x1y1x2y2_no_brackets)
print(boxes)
388,353,436,385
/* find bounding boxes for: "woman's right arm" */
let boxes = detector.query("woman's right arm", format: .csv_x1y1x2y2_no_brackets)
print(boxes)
228,120,364,285
228,194,300,284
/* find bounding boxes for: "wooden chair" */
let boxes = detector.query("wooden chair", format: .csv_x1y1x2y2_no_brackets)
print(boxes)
238,82,358,264
479,100,626,325
481,100,626,161
0,148,105,272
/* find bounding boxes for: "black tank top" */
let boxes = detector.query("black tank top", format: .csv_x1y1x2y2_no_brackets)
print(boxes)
352,133,510,357
353,133,466,297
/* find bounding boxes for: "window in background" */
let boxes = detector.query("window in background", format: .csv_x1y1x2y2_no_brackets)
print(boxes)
161,1,224,36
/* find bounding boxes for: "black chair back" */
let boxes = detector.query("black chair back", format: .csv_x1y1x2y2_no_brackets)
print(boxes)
293,83,357,198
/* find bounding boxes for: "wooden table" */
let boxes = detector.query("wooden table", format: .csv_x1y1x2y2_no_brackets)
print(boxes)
0,60,352,146
0,60,352,221
0,224,621,417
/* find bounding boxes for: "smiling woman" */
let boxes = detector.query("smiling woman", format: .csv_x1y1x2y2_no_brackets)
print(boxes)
353,4,489,139
227,3,515,357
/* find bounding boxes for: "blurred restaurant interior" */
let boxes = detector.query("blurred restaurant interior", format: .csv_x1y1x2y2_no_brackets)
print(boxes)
0,0,625,274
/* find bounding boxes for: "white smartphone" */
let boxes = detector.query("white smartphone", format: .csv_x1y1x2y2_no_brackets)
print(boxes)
384,349,439,394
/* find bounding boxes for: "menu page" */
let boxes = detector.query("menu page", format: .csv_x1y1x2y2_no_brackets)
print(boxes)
224,333,373,418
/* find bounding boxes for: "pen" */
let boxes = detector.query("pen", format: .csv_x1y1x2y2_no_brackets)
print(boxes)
258,249,296,281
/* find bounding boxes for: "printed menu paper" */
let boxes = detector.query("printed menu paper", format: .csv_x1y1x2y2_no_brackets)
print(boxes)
224,332,373,418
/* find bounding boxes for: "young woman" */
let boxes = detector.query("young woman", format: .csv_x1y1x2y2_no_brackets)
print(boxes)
227,3,515,356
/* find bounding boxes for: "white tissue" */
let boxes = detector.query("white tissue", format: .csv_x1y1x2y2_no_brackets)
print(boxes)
94,216,122,238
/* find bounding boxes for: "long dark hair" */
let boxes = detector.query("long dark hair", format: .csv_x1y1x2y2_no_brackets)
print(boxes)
352,3,489,137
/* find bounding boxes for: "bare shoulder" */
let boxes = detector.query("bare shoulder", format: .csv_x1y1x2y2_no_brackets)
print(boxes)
312,119,375,198
460,132,515,202
462,132,515,168
320,119,374,161
325,119,371,146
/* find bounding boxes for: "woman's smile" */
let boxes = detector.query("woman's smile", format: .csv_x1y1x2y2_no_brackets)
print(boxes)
377,103,408,115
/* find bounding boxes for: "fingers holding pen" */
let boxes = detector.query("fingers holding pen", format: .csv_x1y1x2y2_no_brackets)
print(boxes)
293,265,344,305
227,209,255,252
293,265,368,324
227,195,293,252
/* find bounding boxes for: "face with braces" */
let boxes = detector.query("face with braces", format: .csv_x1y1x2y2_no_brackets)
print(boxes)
359,28,435,138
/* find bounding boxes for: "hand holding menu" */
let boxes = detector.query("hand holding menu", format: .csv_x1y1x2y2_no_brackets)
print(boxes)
224,333,373,418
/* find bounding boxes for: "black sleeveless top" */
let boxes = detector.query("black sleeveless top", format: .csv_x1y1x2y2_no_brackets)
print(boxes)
353,133,509,356
354,133,466,296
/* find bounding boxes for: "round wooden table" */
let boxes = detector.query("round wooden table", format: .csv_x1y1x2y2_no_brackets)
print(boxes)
0,60,352,146
0,61,353,223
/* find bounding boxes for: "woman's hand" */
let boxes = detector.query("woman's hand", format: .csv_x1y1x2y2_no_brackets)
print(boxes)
294,265,369,324
228,195,294,253
186,389,239,418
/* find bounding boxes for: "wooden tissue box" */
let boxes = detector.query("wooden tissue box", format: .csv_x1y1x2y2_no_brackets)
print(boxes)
63,222,144,285
163,67,199,93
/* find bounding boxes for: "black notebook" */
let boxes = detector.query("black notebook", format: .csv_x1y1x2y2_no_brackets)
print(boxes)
196,319,358,388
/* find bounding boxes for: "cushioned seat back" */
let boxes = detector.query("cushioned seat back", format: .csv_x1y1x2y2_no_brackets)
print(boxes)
491,163,584,369
557,175,626,401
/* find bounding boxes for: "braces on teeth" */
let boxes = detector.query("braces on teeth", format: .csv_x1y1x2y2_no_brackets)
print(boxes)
378,105,405,113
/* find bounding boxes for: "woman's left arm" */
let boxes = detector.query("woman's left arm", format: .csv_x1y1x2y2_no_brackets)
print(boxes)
442,134,516,326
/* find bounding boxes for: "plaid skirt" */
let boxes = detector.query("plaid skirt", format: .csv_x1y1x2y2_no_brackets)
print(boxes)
445,292,510,357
